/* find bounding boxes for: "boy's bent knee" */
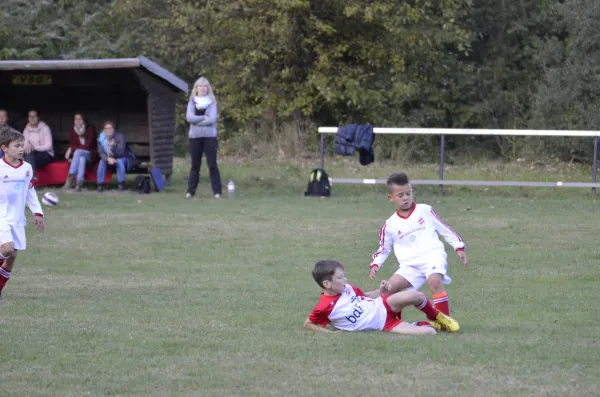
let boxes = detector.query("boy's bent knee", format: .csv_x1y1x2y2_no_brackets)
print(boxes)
0,243,15,257
427,275,443,292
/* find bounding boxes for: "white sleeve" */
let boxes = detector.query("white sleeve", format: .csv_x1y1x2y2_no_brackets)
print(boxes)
27,182,44,217
371,223,394,268
428,207,465,251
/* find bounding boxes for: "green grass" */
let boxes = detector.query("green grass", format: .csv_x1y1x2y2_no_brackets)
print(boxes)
1,157,598,397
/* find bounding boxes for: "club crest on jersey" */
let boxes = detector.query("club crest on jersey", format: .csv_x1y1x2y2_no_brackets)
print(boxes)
3,175,8,179
25,171,30,177
418,217,424,225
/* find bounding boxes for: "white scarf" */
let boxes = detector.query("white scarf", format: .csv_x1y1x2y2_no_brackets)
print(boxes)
75,124,86,145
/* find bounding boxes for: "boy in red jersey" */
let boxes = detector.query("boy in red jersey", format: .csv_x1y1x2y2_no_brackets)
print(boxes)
0,129,44,301
304,260,459,334
369,172,467,322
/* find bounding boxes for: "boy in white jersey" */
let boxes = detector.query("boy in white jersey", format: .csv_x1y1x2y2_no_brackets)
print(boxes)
304,260,459,334
0,129,44,300
368,172,467,321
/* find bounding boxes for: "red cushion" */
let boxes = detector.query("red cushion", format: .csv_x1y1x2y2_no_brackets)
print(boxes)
31,161,112,187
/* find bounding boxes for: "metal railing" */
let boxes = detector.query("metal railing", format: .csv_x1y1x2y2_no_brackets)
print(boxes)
318,127,600,196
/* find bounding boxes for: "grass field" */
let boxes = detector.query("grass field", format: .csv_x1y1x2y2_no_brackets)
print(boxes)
1,157,599,397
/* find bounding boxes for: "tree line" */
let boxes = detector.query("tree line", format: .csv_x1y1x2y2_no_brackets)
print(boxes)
2,0,598,162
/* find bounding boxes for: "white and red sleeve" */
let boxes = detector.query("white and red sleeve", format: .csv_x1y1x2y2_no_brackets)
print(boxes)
26,181,44,217
371,223,394,269
428,207,465,252
308,294,339,327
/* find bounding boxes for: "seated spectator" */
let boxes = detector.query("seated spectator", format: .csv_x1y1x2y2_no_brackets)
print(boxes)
63,113,96,191
96,121,135,192
0,109,21,159
23,110,54,177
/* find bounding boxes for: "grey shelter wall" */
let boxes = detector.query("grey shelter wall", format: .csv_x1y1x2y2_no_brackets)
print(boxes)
132,68,177,177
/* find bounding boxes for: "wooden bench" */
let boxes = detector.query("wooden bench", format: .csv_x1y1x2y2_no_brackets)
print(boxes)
30,140,152,187
31,161,113,187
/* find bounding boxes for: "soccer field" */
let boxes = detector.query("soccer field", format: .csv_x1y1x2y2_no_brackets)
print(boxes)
1,160,598,397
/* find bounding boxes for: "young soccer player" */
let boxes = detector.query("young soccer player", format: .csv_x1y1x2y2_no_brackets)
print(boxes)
368,172,467,320
304,260,460,334
0,129,45,301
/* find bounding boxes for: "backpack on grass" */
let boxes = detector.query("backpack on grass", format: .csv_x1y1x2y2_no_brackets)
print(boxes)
133,175,152,194
304,168,331,197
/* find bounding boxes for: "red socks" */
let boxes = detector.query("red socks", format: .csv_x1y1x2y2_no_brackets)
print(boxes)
433,291,450,315
0,266,10,294
414,297,439,321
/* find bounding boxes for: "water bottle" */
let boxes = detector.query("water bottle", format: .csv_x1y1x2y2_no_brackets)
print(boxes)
227,179,235,199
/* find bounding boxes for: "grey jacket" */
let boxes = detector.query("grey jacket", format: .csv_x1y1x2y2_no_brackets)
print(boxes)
97,130,127,161
186,100,218,138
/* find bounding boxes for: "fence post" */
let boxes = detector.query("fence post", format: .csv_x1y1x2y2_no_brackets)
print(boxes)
593,135,598,197
320,133,325,170
439,135,445,196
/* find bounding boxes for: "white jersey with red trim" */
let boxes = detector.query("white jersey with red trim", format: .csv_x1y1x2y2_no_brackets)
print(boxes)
308,284,387,331
371,203,464,268
0,158,43,226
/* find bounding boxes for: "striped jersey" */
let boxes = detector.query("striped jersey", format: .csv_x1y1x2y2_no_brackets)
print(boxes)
371,203,464,268
0,158,43,226
308,284,388,331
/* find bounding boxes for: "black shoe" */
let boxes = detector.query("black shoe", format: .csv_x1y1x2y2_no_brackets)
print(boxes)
97,185,104,192
118,183,125,192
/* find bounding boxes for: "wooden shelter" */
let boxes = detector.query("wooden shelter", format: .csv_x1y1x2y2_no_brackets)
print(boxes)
0,56,188,181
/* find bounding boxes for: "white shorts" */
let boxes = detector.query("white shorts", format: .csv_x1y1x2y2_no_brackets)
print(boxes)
0,224,26,250
394,255,451,290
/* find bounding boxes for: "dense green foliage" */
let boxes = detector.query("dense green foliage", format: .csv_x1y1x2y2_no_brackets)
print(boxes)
2,0,598,161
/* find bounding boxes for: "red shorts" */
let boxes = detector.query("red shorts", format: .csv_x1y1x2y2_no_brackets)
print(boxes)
381,295,403,332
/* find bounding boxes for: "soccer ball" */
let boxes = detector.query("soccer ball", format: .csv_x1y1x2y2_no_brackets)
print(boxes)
41,192,59,206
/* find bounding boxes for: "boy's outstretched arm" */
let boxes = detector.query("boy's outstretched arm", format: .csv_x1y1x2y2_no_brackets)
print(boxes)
26,183,44,230
363,280,391,298
369,223,394,279
429,207,467,267
304,318,340,333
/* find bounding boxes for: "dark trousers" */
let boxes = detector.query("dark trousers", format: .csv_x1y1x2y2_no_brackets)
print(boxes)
187,137,222,195
24,151,54,175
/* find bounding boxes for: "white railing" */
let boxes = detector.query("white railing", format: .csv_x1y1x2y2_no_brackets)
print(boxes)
318,127,600,196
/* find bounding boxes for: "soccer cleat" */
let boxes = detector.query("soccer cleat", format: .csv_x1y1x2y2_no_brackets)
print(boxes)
428,321,442,331
433,312,460,332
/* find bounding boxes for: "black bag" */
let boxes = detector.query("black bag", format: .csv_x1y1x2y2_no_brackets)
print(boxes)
133,175,152,194
304,168,331,197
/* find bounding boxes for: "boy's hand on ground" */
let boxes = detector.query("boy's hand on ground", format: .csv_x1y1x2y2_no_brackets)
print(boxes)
34,215,44,231
369,264,379,279
457,250,468,268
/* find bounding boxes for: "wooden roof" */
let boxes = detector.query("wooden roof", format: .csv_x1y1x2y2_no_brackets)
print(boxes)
0,56,188,93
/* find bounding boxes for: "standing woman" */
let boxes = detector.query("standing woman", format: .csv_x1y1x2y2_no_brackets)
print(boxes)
185,77,222,199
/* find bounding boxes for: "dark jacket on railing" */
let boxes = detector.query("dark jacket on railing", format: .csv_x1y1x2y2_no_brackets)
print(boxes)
334,124,375,165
